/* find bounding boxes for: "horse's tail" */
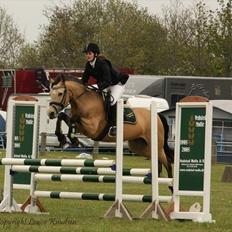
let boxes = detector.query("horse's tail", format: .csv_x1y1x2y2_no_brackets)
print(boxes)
158,113,174,163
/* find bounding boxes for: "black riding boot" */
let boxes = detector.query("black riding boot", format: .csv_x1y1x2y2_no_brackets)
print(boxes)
108,104,117,136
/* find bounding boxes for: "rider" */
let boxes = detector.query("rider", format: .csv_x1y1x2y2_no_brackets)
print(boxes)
82,43,129,135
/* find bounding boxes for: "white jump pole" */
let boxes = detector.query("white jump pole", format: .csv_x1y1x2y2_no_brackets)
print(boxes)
104,99,133,220
151,101,159,218
140,101,168,219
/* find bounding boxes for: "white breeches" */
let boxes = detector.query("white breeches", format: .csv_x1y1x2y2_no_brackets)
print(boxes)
107,84,125,105
92,83,125,105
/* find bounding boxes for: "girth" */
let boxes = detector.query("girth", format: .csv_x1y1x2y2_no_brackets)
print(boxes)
93,122,111,141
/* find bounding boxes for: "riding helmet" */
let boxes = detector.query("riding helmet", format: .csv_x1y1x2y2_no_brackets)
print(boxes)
83,43,100,54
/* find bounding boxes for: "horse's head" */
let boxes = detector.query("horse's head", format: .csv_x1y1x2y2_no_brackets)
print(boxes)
47,74,70,119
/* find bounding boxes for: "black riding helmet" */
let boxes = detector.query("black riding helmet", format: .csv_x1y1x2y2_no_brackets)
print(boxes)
83,43,100,55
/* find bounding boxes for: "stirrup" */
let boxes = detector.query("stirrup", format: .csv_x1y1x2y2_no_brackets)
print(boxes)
109,126,117,137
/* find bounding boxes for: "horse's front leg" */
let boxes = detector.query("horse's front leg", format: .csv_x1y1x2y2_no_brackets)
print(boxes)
55,112,68,147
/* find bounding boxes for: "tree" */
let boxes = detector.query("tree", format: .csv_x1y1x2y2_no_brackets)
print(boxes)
161,0,196,75
0,7,24,68
187,0,216,76
17,43,41,68
28,0,167,74
158,0,232,77
207,0,232,76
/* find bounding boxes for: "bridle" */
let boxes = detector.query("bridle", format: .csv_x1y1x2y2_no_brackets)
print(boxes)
49,81,88,114
49,85,68,114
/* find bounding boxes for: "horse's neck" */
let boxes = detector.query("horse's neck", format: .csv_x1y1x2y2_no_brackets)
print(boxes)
68,83,102,116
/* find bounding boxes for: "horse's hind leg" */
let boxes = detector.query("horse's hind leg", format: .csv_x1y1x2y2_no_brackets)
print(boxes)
129,139,173,193
128,138,150,159
159,149,173,193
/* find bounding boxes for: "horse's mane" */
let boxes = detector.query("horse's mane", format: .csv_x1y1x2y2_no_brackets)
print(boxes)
51,73,102,99
52,73,82,87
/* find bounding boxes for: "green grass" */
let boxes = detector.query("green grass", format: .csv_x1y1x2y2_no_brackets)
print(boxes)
0,150,231,232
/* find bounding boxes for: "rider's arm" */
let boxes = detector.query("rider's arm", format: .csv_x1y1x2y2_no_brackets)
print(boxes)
82,63,90,85
97,59,112,91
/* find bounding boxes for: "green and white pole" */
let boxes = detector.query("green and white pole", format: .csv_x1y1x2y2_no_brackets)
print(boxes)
34,174,153,184
34,191,172,203
0,158,115,167
10,165,151,176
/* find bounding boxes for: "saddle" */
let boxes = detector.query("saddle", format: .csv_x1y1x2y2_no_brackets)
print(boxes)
94,92,136,140
89,88,136,140
107,106,136,137
102,91,136,125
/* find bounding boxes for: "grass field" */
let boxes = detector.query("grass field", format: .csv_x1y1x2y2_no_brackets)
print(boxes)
0,150,231,232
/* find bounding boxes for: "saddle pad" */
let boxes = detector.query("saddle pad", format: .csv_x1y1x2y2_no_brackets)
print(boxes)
107,107,136,137
123,107,136,124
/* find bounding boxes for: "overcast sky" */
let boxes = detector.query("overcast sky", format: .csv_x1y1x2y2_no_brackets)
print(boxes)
0,0,220,43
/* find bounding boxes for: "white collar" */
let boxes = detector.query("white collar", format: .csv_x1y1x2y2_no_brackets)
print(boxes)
90,58,96,68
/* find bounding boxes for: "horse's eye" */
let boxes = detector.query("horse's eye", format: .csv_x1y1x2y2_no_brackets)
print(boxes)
58,93,63,96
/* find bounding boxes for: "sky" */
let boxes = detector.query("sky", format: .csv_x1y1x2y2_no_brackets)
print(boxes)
0,0,220,43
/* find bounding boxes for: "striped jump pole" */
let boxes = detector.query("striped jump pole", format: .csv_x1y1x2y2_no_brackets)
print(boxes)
34,191,172,203
11,165,151,176
34,174,153,184
34,174,172,185
0,158,115,167
11,166,115,175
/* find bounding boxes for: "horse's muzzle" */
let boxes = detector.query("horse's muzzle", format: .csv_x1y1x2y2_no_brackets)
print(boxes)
48,111,56,119
47,107,57,119
47,104,59,119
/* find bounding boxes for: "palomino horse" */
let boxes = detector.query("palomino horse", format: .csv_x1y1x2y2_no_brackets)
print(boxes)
47,74,173,188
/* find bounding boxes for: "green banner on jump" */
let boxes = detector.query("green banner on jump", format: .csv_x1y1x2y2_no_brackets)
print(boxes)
178,107,206,191
13,105,35,184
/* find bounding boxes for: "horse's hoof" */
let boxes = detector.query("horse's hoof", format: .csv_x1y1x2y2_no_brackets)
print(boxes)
108,126,117,137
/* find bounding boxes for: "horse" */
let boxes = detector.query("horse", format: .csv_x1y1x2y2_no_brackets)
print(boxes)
47,74,173,190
